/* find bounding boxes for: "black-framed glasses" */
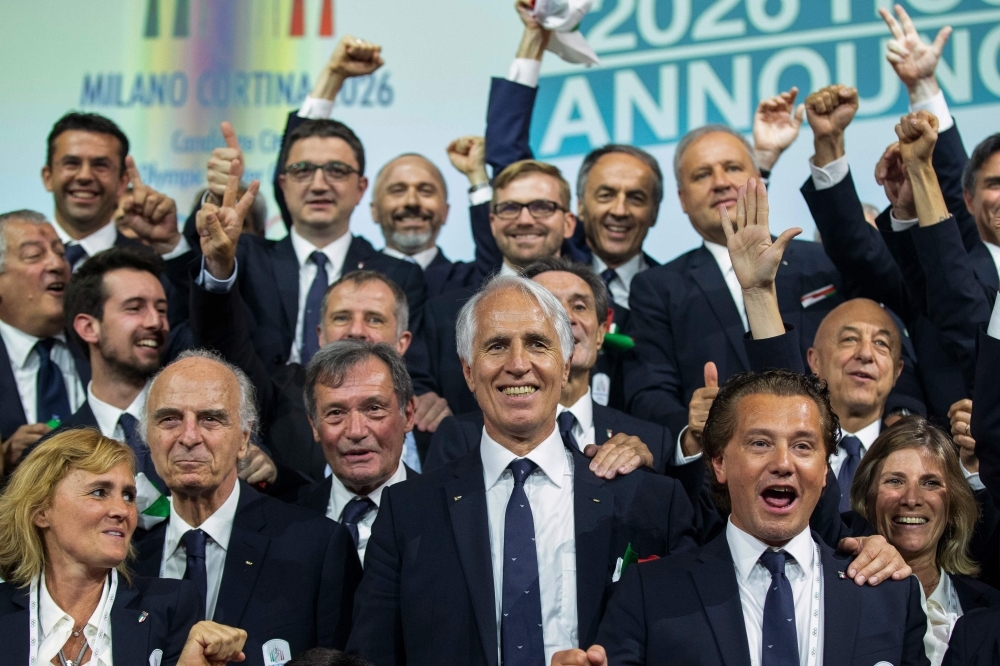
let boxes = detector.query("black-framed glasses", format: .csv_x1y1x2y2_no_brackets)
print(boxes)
492,199,567,220
283,161,360,183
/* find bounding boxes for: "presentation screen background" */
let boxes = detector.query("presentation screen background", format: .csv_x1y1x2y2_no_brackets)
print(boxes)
3,0,1000,264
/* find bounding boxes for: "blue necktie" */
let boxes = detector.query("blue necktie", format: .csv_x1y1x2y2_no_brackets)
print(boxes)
600,268,617,288
118,412,166,493
501,459,545,666
301,251,329,364
557,411,579,452
181,528,209,619
340,496,376,548
34,339,71,424
759,550,798,666
64,243,88,271
837,435,863,512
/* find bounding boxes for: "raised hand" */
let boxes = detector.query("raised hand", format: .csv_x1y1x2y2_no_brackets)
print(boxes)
753,87,804,172
119,156,182,255
205,122,243,204
196,157,259,279
879,4,952,99
805,85,858,167
681,362,719,458
177,621,247,666
515,0,551,60
312,35,384,101
874,142,916,220
446,136,488,186
721,178,800,294
895,110,939,167
949,398,978,473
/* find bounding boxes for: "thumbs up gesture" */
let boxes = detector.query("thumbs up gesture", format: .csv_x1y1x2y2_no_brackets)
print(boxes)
205,121,244,204
119,156,182,255
196,155,259,280
681,362,719,457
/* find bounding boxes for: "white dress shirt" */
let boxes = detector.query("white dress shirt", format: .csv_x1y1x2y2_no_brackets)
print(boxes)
556,389,596,449
984,242,1000,280
37,571,114,666
828,418,881,478
286,228,354,363
508,58,543,88
481,426,578,665
593,253,647,311
0,320,85,424
87,381,148,439
327,461,407,564
727,519,824,666
161,481,241,620
52,218,190,271
703,240,749,331
382,245,440,270
920,568,963,666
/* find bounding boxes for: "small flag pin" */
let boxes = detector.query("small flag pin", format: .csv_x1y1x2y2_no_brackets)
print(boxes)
837,571,846,579
246,561,253,566
453,495,462,502
138,611,149,623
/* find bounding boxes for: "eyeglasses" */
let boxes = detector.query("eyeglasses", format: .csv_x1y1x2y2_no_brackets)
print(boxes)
492,199,567,220
283,161,360,183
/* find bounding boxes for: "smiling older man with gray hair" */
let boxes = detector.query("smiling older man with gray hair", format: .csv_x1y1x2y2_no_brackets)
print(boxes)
346,274,697,666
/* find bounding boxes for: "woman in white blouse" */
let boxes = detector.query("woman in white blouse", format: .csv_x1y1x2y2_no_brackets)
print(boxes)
0,428,247,666
851,417,1000,666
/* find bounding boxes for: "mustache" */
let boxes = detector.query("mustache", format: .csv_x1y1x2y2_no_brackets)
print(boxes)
391,205,434,222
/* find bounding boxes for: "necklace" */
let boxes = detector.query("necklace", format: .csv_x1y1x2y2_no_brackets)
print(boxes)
57,635,88,666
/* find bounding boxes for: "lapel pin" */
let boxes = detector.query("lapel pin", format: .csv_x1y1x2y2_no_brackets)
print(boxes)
453,495,462,502
605,429,613,439
138,611,148,623
357,262,365,269
837,571,846,579
246,561,253,566
592,498,600,503
782,260,789,266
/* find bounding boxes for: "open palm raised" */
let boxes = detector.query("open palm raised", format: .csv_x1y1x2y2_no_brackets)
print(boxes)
720,178,800,293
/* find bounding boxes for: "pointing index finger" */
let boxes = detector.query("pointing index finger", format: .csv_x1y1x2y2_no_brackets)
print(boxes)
125,155,144,187
223,158,244,209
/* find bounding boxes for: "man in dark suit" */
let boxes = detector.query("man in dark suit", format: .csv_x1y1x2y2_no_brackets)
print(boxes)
133,350,362,666
347,274,698,666
294,340,421,564
0,210,87,470
556,365,928,666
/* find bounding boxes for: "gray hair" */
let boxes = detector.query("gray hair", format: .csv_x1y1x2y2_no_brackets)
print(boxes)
303,339,414,421
319,270,409,340
672,124,759,184
0,209,50,273
374,153,448,200
577,144,664,214
141,348,259,439
455,274,574,365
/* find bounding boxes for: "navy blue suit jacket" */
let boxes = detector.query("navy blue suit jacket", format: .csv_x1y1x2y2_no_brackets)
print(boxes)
133,481,362,665
0,576,200,666
625,240,844,437
345,442,697,666
973,329,1000,588
596,530,929,666
944,605,1000,666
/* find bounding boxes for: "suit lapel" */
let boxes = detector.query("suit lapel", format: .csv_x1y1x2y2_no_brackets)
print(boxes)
344,236,376,273
214,484,270,625
134,522,168,578
0,334,28,438
111,581,150,664
819,541,860,664
301,477,334,516
690,247,750,369
572,449,615,646
445,452,499,666
271,237,300,340
0,586,30,665
690,534,752,666
593,404,611,445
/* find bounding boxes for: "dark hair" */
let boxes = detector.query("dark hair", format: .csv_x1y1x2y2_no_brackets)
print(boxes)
279,119,365,175
321,270,409,336
303,339,414,422
577,144,664,213
702,370,840,510
64,247,164,355
285,648,374,666
522,257,610,325
47,112,129,173
962,133,1000,195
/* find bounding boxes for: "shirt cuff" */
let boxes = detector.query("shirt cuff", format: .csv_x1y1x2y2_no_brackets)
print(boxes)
298,95,335,119
160,235,191,260
911,90,954,132
196,256,238,293
507,58,542,88
469,185,494,206
809,155,849,191
962,464,986,491
673,426,703,465
890,213,919,232
988,294,1000,339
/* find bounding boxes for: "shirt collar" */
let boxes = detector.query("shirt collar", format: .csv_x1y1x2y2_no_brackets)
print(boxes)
726,518,816,583
87,381,149,438
499,262,520,277
382,245,440,270
556,388,593,432
289,226,353,275
927,568,954,611
52,219,118,257
0,319,66,368
592,252,646,286
841,418,882,451
984,242,1000,274
166,480,241,555
329,460,407,520
38,570,111,638
480,423,568,490
703,240,734,274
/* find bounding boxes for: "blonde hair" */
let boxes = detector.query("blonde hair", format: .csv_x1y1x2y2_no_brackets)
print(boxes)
492,160,572,209
851,417,980,577
0,428,136,587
